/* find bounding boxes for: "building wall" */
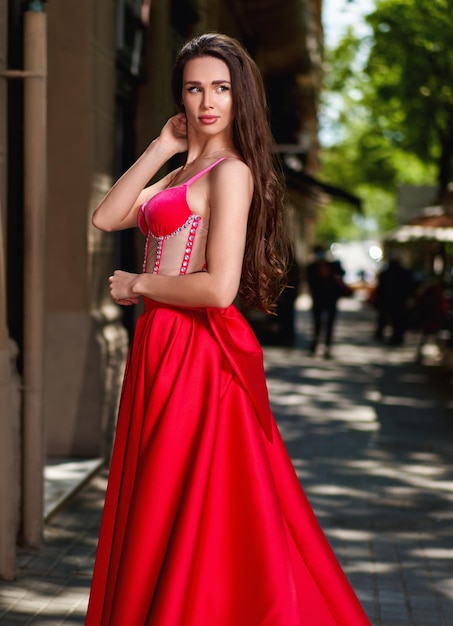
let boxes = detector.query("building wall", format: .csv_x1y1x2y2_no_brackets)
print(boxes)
0,0,323,576
45,0,128,458
135,0,173,167
0,0,21,581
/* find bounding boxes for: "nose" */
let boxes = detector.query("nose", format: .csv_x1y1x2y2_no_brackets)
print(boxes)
201,90,213,109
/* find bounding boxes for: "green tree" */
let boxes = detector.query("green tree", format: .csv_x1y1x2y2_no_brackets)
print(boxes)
365,0,453,193
319,27,416,241
316,0,447,243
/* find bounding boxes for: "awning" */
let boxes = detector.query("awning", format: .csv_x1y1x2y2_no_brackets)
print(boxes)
280,153,363,211
286,169,363,211
408,205,453,228
387,203,453,242
386,224,453,243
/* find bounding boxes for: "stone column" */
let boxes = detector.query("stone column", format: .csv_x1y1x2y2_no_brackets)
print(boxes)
0,0,21,579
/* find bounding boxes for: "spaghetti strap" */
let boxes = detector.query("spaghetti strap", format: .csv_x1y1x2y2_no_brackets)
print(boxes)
184,157,227,186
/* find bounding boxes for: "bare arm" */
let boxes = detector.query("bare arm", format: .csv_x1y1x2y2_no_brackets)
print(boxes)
92,114,188,232
109,159,254,308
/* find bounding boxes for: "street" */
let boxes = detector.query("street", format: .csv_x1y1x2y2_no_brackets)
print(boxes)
1,296,452,625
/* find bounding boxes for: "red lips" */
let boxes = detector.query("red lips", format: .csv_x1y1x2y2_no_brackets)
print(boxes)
199,115,219,124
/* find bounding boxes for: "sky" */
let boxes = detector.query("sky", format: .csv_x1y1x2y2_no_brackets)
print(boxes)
322,0,375,47
319,0,376,146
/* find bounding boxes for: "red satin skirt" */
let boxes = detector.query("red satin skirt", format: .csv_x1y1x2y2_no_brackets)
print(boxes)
85,299,371,626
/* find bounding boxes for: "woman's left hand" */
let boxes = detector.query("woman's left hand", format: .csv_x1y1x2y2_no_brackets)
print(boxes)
109,270,140,306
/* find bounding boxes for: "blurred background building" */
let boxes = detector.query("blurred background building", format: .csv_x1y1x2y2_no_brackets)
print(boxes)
0,0,332,579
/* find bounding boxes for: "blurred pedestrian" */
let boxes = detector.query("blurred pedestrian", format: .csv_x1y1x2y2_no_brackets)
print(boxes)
306,246,351,358
415,278,449,361
374,257,413,345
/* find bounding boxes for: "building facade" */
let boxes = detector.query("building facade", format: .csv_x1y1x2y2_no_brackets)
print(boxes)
0,0,322,578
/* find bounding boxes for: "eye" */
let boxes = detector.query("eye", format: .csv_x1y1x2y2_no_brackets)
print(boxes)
187,86,202,93
216,84,230,92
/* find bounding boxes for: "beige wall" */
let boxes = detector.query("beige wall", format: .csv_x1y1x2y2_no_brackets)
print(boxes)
136,0,173,155
45,0,128,457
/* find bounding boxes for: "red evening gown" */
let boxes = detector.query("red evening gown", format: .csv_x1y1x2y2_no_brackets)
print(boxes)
85,159,372,626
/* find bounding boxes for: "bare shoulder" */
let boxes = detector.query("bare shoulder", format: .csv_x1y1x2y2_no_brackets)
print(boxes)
209,158,253,207
211,157,252,183
207,158,253,225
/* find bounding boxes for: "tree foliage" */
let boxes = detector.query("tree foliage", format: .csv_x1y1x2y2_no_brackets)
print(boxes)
316,0,449,243
365,0,453,190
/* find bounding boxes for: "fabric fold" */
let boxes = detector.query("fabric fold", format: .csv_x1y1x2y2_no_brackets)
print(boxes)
206,305,274,440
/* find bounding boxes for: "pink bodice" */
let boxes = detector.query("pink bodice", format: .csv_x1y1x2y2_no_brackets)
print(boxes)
138,159,225,276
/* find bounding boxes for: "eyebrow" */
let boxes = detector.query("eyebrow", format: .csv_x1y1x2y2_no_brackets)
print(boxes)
183,79,231,86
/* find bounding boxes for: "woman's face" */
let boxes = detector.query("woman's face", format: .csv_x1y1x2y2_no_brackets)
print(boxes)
181,55,234,138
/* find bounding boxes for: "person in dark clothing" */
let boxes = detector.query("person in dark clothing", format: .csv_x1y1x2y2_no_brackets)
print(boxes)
415,278,449,361
374,257,413,345
306,248,348,358
275,256,300,346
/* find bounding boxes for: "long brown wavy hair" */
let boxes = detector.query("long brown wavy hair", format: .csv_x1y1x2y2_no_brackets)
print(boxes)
172,33,291,314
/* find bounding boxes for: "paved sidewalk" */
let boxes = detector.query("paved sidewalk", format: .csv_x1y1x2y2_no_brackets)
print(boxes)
1,297,453,625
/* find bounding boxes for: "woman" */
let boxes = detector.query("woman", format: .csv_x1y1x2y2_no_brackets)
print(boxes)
86,33,371,626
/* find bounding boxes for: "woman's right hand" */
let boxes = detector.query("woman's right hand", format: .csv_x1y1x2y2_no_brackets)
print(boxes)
158,113,188,155
92,114,188,233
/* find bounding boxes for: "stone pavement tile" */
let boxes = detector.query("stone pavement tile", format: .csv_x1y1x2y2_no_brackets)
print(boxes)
359,603,378,624
0,473,104,626
379,606,411,624
437,578,453,596
0,583,28,603
412,614,446,626
28,620,82,626
1,576,90,624
438,597,453,625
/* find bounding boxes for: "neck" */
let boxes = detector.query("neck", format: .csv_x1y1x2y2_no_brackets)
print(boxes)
183,146,234,169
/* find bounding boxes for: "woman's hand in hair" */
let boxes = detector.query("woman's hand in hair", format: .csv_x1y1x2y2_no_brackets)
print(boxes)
158,113,188,155
92,114,188,233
